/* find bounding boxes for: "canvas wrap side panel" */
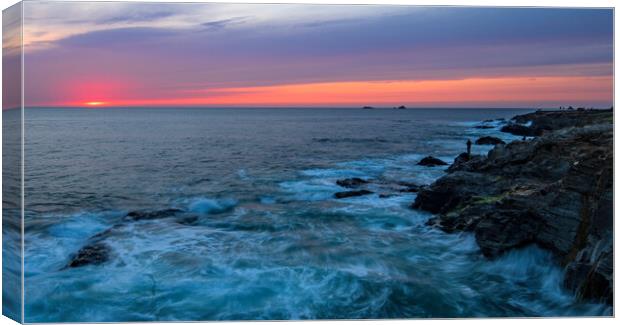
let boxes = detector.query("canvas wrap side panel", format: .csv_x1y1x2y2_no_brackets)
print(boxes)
3,1,24,323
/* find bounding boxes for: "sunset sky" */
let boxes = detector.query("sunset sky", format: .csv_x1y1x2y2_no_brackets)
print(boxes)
12,2,615,108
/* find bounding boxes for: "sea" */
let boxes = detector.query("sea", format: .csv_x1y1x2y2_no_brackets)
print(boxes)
11,107,611,321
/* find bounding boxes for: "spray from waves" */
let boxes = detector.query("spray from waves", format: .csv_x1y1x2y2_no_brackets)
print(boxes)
186,197,238,214
24,180,611,321
472,246,611,316
24,211,124,275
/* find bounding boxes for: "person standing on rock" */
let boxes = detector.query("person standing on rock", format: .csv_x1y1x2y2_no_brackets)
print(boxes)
466,139,472,157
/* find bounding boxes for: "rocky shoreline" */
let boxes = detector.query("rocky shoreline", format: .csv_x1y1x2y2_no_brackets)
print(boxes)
413,109,613,305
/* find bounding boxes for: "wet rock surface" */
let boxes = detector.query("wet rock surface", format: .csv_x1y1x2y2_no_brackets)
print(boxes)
334,178,420,198
414,110,613,305
336,177,369,188
123,208,184,221
65,208,199,269
475,136,505,145
66,242,111,268
500,123,541,136
417,156,448,166
446,153,486,173
334,189,373,199
500,109,612,137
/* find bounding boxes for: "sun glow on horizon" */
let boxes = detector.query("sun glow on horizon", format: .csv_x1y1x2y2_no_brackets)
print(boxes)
64,76,610,108
84,101,106,106
40,75,610,109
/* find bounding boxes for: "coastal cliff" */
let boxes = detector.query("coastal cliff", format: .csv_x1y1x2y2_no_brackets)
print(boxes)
413,109,613,305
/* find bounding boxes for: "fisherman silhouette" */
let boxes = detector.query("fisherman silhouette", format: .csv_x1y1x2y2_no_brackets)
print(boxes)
466,139,472,157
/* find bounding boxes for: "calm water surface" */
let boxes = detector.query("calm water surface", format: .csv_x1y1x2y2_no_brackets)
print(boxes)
21,108,610,321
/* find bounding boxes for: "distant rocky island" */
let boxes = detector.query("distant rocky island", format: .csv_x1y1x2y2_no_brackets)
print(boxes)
414,108,613,305
360,105,408,109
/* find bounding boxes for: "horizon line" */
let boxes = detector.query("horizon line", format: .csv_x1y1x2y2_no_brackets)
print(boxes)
4,105,613,111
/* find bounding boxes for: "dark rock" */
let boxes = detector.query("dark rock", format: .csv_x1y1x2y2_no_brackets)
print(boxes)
336,177,369,188
412,171,505,214
66,242,111,268
500,123,541,136
417,156,448,167
413,110,613,305
395,181,420,192
475,136,505,145
565,244,613,305
503,109,612,137
474,125,495,129
124,208,183,221
447,153,485,173
63,208,199,270
334,190,373,199
396,181,418,187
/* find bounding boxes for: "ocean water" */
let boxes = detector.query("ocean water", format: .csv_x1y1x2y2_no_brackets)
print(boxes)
21,108,610,321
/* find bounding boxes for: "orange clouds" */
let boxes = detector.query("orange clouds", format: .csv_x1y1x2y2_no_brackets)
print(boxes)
61,76,612,108
197,76,612,107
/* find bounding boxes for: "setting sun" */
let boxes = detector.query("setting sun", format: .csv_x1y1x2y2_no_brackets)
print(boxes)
84,101,106,106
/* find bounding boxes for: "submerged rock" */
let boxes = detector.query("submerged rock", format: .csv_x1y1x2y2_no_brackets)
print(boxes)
334,190,373,199
336,177,369,188
65,208,200,269
124,208,183,221
474,125,495,129
414,110,613,305
417,156,448,167
66,242,111,268
475,136,505,145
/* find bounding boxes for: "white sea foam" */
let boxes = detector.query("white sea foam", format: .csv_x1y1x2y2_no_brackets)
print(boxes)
279,179,341,201
25,211,120,275
187,197,238,214
301,168,367,178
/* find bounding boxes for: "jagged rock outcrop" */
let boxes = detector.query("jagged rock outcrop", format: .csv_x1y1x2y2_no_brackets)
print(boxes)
500,109,612,137
414,111,613,305
446,153,486,173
